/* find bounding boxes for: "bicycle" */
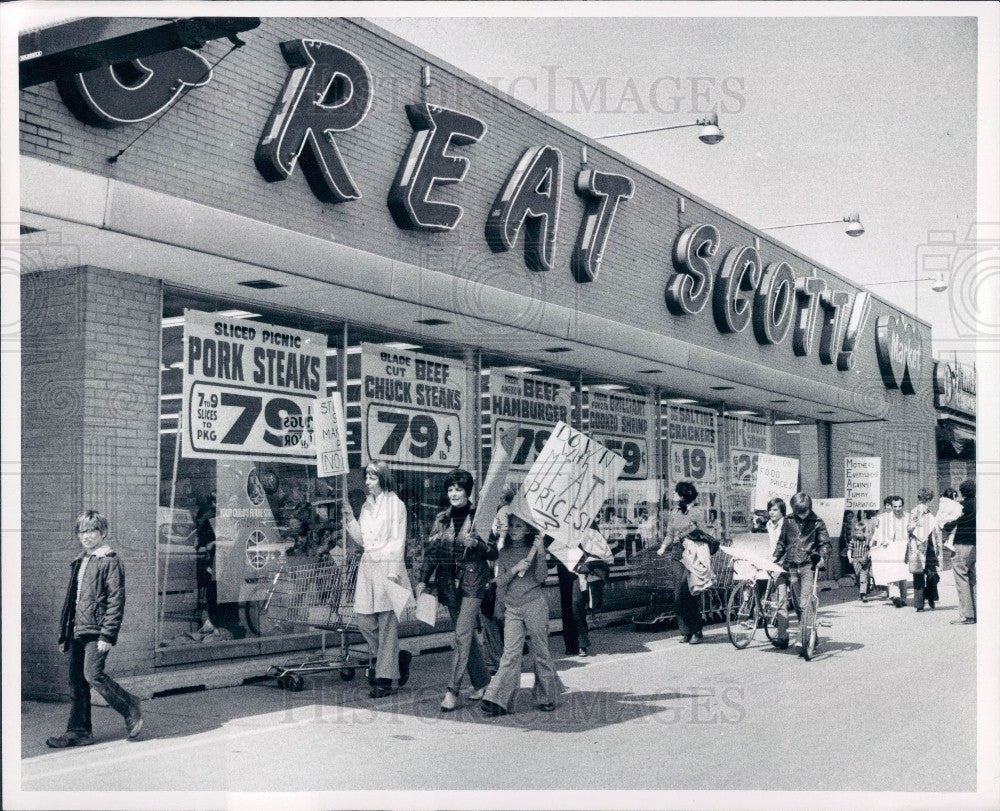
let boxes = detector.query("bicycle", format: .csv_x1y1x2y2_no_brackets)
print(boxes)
725,560,793,649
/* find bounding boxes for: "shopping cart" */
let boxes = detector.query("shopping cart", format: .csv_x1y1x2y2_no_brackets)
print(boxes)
631,547,682,628
701,541,737,622
258,555,370,691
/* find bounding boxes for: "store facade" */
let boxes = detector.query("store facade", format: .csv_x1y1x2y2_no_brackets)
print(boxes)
19,17,937,698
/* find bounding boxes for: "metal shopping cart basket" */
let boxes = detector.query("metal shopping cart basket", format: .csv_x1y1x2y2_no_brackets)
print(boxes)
699,540,736,623
257,555,369,691
631,547,682,628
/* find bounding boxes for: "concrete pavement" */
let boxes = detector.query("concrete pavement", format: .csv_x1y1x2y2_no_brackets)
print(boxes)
15,571,980,795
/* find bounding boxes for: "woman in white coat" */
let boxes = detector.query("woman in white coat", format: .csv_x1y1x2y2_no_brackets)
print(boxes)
344,461,413,698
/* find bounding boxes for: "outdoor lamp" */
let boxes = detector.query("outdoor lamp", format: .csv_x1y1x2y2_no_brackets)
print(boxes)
762,213,865,237
596,112,724,144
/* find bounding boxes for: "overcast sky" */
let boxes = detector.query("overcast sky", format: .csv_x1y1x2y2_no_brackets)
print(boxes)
372,11,986,364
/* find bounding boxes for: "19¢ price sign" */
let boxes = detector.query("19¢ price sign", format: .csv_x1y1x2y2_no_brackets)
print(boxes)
186,382,316,461
591,434,647,479
365,404,462,469
669,442,717,484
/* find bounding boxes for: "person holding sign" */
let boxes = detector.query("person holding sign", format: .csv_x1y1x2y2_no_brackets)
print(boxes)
772,493,831,652
870,496,911,607
344,462,413,698
480,515,564,716
417,469,496,712
942,479,977,625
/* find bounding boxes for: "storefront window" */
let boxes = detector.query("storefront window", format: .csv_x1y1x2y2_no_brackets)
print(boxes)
157,290,345,660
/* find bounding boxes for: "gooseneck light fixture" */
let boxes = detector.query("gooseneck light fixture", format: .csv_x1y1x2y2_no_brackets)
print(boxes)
596,112,724,145
762,213,865,237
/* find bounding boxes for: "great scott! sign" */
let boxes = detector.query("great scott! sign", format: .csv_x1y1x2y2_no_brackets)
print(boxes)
54,33,920,394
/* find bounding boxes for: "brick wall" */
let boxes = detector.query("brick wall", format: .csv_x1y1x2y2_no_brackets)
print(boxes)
21,267,161,699
17,18,928,406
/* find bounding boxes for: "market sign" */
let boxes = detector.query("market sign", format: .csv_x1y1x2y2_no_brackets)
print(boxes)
588,390,651,479
56,33,920,394
725,413,772,530
181,310,325,461
933,360,976,417
844,456,881,510
488,370,572,471
665,403,718,487
315,394,349,477
361,343,465,470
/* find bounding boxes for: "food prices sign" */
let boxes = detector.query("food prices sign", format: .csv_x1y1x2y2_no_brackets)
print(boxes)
361,343,466,470
182,310,326,461
752,454,800,510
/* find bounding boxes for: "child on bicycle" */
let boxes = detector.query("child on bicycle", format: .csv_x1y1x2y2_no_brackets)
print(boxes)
771,493,831,655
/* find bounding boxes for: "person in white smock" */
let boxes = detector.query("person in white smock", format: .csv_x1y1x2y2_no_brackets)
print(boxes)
344,461,413,698
870,495,911,607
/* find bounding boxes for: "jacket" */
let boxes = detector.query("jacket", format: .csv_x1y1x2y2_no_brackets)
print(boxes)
59,548,126,647
420,506,497,607
773,511,832,569
942,497,976,545
907,508,939,573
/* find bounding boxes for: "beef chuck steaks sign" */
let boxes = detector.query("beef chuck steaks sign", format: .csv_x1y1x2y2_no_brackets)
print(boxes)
521,422,626,569
182,310,325,461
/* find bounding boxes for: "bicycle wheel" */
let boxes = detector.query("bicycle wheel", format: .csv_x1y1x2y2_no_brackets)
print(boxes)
726,581,758,649
801,597,819,661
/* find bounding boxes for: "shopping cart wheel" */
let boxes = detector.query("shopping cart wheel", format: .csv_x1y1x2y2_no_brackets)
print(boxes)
267,666,280,678
289,674,305,691
340,668,356,681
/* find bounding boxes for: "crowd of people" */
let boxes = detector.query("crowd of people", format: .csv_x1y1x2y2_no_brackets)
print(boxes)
46,466,978,747
845,479,977,622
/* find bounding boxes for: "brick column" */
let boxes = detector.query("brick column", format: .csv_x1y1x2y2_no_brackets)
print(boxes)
21,266,161,699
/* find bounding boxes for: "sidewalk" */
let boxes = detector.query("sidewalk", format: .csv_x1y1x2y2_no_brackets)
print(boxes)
17,573,979,793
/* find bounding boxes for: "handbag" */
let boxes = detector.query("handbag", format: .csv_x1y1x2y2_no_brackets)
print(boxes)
926,569,941,587
480,581,497,620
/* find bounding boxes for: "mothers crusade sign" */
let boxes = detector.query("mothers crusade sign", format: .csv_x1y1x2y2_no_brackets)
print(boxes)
182,310,325,462
53,30,920,395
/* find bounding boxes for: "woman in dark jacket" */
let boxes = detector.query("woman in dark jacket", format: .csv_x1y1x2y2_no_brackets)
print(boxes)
417,468,497,711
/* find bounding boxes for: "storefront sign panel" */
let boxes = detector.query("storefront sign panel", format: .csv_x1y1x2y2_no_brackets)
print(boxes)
361,343,466,470
589,390,651,480
752,453,800,510
725,414,772,488
666,404,718,487
844,456,881,510
489,370,572,472
181,310,326,461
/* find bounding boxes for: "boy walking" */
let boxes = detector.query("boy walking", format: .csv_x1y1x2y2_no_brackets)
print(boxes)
46,510,143,747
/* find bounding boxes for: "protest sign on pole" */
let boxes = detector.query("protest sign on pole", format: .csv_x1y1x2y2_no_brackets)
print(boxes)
844,457,881,510
752,454,800,510
813,497,846,538
520,422,625,570
315,394,348,477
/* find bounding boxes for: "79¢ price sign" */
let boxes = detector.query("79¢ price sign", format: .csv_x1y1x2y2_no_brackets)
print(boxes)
365,405,462,469
494,420,553,471
669,442,718,485
186,382,317,461
591,434,647,479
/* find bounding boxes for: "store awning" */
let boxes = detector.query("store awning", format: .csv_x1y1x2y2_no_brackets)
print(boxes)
936,421,976,460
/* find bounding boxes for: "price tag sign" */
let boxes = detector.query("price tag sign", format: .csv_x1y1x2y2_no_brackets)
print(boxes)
730,450,759,487
365,405,462,467
488,370,571,472
588,389,651,480
361,344,467,470
182,311,326,461
592,435,648,479
669,442,718,484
